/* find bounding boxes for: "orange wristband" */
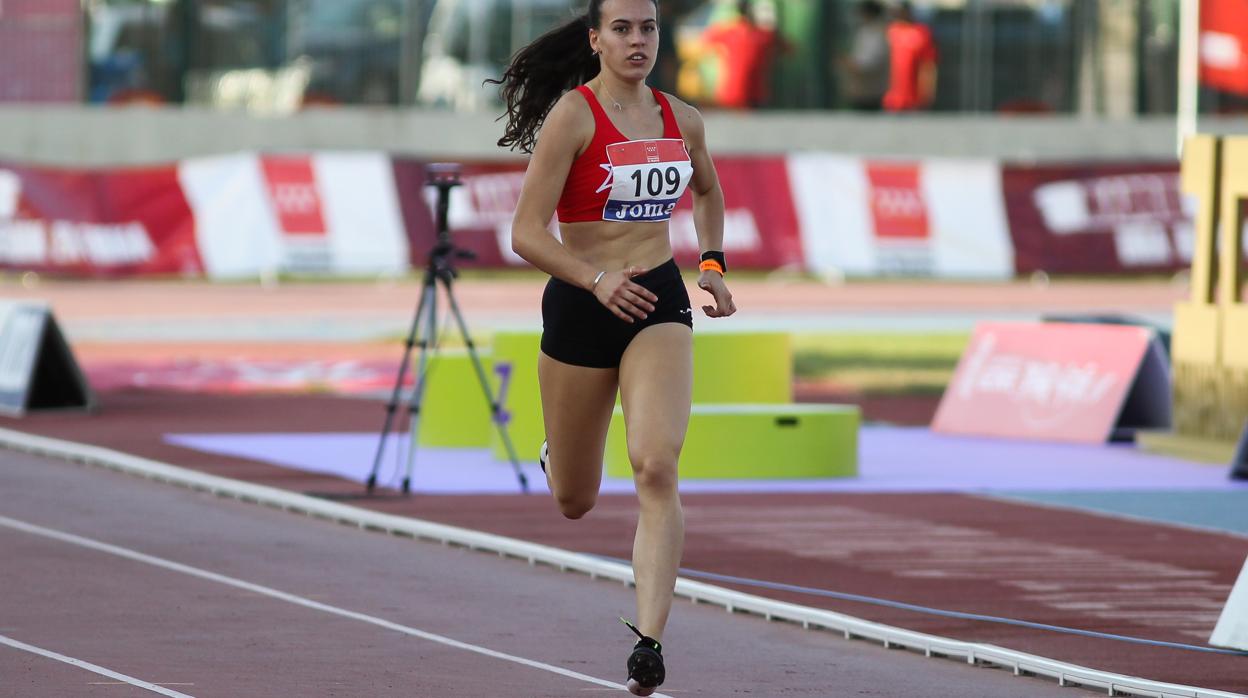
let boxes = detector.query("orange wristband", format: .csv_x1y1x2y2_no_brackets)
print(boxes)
699,259,724,275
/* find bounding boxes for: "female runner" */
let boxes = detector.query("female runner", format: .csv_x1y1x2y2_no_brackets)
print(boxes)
495,0,735,693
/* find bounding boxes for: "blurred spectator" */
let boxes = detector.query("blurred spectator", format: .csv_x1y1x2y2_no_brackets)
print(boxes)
883,1,938,112
841,0,889,111
701,0,779,110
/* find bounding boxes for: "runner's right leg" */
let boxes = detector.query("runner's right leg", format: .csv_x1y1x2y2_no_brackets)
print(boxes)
537,351,618,519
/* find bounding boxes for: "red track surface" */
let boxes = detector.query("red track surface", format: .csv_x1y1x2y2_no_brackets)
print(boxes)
0,274,1189,326
3,277,1243,695
2,447,1083,697
5,389,1245,694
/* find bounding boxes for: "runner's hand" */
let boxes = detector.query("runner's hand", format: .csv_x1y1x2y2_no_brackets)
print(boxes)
697,271,736,318
594,266,657,324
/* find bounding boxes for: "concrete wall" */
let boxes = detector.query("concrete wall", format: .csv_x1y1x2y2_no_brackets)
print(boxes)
2,105,1246,166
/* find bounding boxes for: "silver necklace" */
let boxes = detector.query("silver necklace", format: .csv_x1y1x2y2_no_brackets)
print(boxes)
598,80,633,112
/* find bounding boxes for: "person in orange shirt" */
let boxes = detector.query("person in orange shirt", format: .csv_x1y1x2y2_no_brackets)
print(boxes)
883,1,938,111
701,0,778,109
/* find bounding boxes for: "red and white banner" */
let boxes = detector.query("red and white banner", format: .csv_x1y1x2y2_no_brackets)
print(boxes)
179,152,409,278
1001,163,1192,274
1201,0,1248,95
932,322,1156,443
0,152,1211,280
0,162,202,276
788,154,1014,278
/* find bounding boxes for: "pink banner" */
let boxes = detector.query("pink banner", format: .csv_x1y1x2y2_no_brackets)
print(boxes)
0,163,203,277
392,156,806,271
932,322,1153,443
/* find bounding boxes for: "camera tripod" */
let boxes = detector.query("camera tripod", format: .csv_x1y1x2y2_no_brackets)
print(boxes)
365,163,529,495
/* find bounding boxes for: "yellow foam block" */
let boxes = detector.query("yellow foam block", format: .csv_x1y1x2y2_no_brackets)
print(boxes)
410,349,496,448
489,330,796,463
604,403,859,480
489,331,545,461
692,331,791,403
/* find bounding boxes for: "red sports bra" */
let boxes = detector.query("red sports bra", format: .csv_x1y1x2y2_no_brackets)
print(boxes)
556,85,693,224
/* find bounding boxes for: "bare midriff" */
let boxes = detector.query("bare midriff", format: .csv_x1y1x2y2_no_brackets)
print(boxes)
558,219,674,276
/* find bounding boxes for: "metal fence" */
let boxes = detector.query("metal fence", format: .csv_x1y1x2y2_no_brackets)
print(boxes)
6,0,1242,115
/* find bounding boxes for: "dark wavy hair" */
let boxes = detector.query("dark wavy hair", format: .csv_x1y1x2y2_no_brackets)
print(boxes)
490,0,658,153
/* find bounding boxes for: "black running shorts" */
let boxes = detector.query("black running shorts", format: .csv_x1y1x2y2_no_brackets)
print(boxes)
541,258,693,369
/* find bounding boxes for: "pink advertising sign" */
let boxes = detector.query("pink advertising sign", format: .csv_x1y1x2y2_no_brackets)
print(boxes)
932,322,1169,443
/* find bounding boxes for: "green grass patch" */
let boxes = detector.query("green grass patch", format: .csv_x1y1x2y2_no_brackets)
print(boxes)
402,330,971,397
792,332,970,395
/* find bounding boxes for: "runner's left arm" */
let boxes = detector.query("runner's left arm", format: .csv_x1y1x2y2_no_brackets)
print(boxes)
675,98,735,318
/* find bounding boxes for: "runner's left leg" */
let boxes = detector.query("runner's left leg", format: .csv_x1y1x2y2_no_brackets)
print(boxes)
618,322,692,641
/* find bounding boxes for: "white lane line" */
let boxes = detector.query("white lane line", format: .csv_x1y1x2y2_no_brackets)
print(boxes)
0,514,666,697
0,634,195,698
90,683,195,686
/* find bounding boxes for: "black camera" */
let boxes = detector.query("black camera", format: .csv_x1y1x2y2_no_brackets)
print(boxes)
426,162,462,187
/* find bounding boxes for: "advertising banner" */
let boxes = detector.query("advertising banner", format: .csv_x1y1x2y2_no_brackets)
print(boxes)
1001,163,1191,274
789,154,1013,278
3,152,1221,281
691,156,805,270
932,322,1168,443
393,155,807,271
0,162,202,276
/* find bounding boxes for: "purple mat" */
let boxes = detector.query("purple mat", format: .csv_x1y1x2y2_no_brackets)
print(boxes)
164,426,1248,495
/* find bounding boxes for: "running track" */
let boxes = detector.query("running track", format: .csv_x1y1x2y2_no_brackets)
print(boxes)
2,448,1076,697
6,389,1246,696
2,277,1246,696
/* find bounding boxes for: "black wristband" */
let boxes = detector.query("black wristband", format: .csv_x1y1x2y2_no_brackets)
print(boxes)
700,250,727,274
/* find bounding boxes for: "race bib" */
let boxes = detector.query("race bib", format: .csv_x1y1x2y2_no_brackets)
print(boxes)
601,139,693,223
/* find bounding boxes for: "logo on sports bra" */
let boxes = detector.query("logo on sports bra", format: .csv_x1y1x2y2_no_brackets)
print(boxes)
601,139,693,223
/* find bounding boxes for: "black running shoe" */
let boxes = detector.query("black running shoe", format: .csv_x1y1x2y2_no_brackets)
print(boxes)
621,619,664,696
539,440,549,474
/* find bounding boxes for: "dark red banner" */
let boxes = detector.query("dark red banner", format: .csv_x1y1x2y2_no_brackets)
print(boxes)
686,156,805,270
1201,0,1248,95
0,162,202,277
1001,163,1189,275
391,159,518,269
392,156,806,271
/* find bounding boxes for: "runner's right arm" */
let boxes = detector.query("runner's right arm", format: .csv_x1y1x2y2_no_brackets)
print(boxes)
510,93,601,291
510,92,656,322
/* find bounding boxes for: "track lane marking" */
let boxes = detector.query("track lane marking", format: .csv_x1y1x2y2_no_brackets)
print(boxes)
0,514,667,697
0,634,196,697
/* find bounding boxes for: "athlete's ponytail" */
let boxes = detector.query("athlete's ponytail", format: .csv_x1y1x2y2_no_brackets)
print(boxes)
490,12,600,154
